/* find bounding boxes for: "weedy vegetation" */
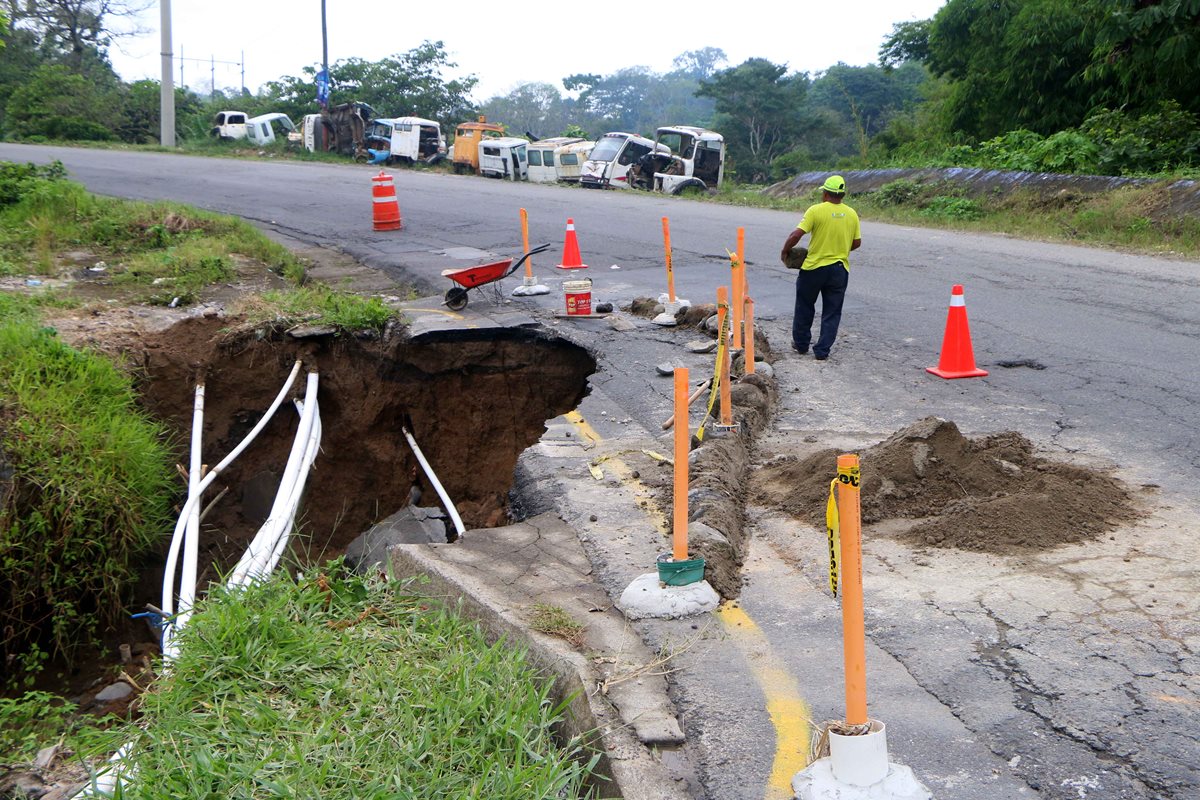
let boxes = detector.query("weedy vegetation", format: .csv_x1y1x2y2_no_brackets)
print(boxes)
530,603,587,648
0,294,176,683
104,565,601,798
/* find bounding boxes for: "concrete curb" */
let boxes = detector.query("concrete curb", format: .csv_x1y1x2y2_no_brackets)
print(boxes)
386,522,695,800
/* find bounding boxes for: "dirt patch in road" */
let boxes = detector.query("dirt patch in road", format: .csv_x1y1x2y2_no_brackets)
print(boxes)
753,417,1138,553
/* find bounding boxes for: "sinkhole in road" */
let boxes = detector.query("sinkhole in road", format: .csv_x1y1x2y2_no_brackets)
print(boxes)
135,315,595,579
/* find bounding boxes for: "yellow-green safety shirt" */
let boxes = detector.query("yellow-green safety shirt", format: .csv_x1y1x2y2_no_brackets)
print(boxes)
797,201,861,271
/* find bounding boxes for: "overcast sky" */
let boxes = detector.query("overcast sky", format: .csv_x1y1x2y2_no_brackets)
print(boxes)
107,0,945,102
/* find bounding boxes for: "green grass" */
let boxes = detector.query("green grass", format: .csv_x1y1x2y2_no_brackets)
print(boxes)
0,167,306,297
235,285,401,333
0,297,176,679
705,180,1200,258
108,565,599,799
529,604,586,648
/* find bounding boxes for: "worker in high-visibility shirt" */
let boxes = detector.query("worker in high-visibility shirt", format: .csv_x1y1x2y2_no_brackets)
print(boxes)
780,175,862,361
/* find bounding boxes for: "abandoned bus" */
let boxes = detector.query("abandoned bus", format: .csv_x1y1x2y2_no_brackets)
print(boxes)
527,137,585,183
554,141,595,183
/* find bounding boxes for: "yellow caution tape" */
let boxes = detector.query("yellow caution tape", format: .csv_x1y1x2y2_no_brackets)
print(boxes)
641,449,671,463
837,462,861,488
588,463,604,480
695,299,730,441
825,477,841,598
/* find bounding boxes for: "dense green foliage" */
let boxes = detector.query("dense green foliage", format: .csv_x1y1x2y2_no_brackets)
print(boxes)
120,565,599,798
0,295,175,680
875,0,1200,175
2,1,1197,181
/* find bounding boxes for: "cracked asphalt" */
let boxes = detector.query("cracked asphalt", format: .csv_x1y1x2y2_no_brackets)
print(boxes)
6,144,1198,799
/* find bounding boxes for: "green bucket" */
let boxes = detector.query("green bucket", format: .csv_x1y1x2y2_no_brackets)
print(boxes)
657,556,706,587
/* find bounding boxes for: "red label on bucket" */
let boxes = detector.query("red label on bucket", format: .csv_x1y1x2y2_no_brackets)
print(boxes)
564,279,592,316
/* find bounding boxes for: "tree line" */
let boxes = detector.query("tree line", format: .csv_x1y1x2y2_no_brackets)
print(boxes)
1,0,1197,181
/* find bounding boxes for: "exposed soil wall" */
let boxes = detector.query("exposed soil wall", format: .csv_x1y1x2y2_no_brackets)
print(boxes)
131,317,595,579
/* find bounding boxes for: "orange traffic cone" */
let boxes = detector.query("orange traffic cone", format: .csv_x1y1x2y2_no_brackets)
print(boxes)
556,218,588,270
926,284,988,379
372,171,402,231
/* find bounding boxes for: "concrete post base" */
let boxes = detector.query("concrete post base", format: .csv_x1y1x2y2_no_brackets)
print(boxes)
618,572,719,620
792,759,932,799
511,282,549,296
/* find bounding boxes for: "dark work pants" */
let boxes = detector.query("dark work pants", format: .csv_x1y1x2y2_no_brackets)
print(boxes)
792,262,849,357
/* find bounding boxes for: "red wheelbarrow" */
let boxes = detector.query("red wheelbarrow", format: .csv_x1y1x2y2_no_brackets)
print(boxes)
441,243,551,311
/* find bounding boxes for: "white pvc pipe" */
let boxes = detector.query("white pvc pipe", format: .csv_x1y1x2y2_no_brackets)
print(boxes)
178,384,205,626
402,425,466,539
229,372,320,587
263,396,322,575
160,360,302,660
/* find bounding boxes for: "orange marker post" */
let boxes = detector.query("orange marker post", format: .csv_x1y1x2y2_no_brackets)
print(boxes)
662,217,676,303
836,453,868,726
731,227,745,350
520,208,533,281
717,287,733,427
744,297,756,375
673,367,689,561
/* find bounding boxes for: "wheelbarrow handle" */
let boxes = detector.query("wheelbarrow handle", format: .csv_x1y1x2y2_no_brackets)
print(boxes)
507,243,553,278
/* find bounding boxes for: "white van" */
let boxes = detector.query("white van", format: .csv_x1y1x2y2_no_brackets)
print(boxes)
526,137,584,183
650,125,726,194
364,117,446,164
580,132,669,189
479,137,529,180
210,111,248,140
245,113,295,146
554,141,594,183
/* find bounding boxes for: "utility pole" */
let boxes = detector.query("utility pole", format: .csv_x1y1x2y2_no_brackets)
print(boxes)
321,0,329,108
241,50,245,96
159,0,175,147
211,55,215,98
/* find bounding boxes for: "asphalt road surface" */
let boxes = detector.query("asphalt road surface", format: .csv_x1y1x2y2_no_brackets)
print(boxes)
5,144,1198,798
6,143,1197,497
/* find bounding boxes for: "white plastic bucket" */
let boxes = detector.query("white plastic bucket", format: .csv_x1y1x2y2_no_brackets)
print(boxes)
563,279,592,315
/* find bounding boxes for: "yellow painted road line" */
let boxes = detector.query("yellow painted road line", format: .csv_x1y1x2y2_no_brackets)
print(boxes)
565,411,669,534
565,408,811,798
717,602,812,799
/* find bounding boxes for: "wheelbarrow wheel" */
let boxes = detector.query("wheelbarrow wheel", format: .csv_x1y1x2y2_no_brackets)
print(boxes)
444,286,469,311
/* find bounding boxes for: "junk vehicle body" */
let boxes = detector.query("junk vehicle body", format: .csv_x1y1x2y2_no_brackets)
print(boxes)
452,117,506,173
301,102,374,157
554,140,595,183
245,113,296,146
627,125,726,194
526,137,585,183
210,111,249,140
362,117,447,165
479,137,529,180
580,132,669,189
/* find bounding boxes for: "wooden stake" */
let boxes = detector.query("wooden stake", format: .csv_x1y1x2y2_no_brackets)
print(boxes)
673,368,689,561
661,380,711,430
837,453,868,725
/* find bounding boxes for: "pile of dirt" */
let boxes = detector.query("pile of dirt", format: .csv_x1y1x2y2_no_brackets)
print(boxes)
753,417,1137,553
